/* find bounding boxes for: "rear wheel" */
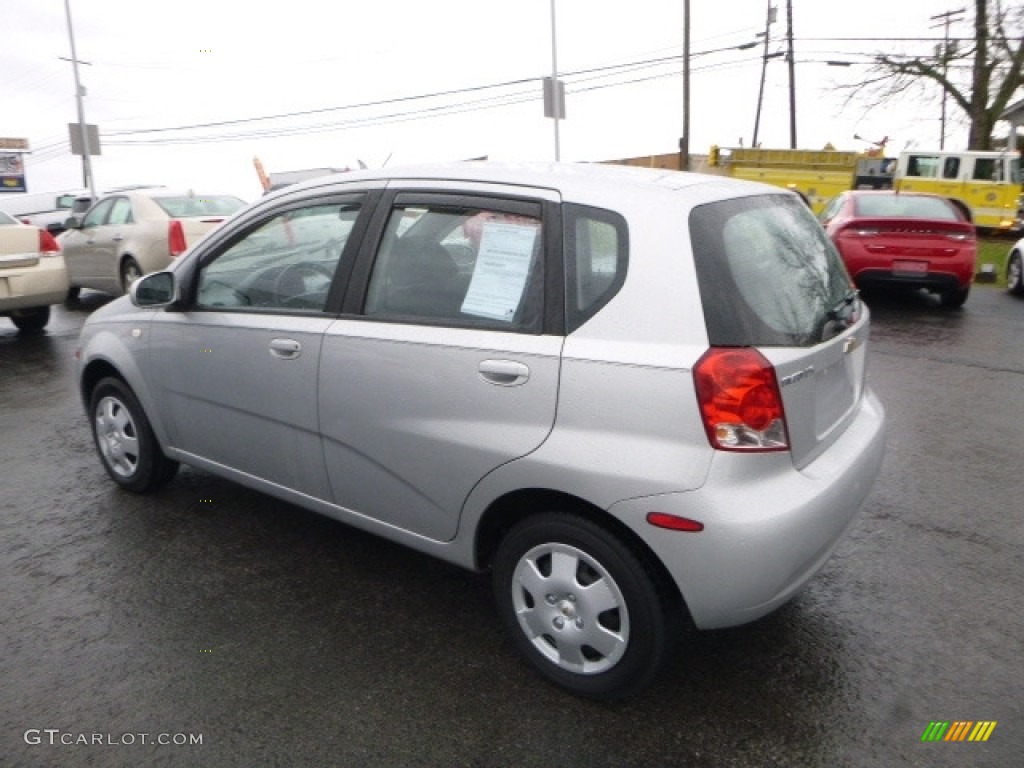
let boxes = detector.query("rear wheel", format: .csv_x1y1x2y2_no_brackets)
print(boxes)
1008,252,1024,296
11,306,50,332
493,512,674,700
120,257,143,294
940,286,969,308
89,377,178,492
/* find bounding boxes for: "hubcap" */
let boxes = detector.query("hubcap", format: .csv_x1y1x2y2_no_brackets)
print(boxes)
511,543,629,675
95,396,140,477
1010,256,1022,289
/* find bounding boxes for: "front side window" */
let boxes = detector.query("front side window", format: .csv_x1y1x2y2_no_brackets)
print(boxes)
364,200,543,331
943,157,960,179
195,201,361,312
906,156,939,178
82,198,114,228
691,194,857,347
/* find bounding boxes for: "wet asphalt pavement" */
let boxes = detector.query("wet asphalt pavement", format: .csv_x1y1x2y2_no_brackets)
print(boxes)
2,286,1022,768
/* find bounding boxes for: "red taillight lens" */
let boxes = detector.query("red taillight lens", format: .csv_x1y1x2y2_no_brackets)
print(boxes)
39,229,61,255
693,347,789,452
168,220,187,257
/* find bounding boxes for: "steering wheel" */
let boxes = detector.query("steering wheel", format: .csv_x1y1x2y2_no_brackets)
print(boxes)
272,262,334,308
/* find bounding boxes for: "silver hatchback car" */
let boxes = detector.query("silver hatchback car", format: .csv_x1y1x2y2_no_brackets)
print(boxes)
76,162,885,698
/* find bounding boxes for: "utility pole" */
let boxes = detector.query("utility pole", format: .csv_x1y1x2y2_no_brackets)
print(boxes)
930,7,965,150
752,2,776,148
63,0,96,197
785,0,797,148
549,0,561,161
679,0,690,171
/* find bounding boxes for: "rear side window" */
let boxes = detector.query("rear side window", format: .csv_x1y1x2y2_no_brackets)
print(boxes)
564,204,628,332
152,196,245,218
364,200,544,331
690,194,857,347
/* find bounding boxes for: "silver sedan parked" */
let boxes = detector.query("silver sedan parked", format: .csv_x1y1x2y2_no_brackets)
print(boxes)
59,188,245,298
75,162,886,699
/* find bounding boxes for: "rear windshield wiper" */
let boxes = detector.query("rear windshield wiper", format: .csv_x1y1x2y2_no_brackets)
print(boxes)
827,289,859,322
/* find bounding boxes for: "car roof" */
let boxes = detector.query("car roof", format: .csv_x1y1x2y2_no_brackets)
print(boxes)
277,160,787,204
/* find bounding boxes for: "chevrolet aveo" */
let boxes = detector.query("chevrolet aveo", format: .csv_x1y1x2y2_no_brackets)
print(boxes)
76,162,886,698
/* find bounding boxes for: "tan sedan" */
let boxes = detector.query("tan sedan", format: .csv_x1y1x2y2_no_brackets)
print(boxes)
0,209,69,332
59,188,245,298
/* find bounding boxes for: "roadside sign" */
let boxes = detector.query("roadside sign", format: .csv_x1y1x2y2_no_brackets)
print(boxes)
0,153,27,193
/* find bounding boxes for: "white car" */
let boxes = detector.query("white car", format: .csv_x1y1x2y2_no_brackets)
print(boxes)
59,189,245,298
0,209,69,332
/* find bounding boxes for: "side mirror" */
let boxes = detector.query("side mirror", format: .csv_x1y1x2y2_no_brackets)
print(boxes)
64,216,83,230
131,271,178,307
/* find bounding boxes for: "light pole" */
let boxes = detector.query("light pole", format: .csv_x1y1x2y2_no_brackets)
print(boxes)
63,0,96,197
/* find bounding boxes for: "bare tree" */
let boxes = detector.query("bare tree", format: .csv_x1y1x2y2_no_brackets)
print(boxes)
851,0,1023,149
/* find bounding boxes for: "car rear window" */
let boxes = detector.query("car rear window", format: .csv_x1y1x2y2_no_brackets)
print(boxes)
690,194,857,347
152,196,245,218
853,195,959,220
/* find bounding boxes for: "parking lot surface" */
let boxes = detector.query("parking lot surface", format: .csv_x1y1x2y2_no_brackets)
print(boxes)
2,286,1022,767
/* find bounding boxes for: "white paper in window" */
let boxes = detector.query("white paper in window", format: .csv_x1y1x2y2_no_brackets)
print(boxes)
461,221,537,321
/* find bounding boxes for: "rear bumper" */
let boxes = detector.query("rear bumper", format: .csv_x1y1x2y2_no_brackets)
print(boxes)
0,256,70,312
853,268,968,292
609,388,886,630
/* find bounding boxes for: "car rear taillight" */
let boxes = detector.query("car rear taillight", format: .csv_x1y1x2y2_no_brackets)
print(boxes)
39,229,61,255
693,347,789,452
168,220,187,257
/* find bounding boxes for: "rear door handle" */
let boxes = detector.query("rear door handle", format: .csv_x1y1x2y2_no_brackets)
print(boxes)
269,338,302,360
478,359,530,386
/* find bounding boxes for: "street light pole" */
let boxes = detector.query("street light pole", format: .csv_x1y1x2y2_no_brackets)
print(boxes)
63,0,96,197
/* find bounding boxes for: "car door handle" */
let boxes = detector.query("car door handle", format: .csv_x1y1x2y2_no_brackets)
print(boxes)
269,338,302,360
478,359,530,386
112,234,124,242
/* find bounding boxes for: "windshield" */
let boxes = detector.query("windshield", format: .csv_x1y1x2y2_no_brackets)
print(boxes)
690,194,858,347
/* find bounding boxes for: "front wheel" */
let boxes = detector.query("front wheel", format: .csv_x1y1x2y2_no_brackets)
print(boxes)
89,377,179,492
1008,252,1024,296
493,512,675,700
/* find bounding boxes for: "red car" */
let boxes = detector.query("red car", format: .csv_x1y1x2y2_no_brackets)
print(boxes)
819,191,977,308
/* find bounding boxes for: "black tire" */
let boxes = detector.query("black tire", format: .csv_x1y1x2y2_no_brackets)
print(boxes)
66,285,81,302
120,257,143,295
1008,252,1024,296
11,306,50,333
940,286,969,309
493,512,674,700
89,377,179,493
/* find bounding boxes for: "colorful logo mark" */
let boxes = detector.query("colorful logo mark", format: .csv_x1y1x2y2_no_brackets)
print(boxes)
921,721,997,742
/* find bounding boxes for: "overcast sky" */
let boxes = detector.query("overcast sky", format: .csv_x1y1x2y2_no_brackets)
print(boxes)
2,0,1009,201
